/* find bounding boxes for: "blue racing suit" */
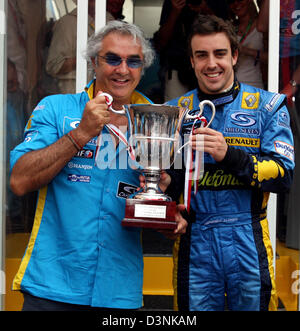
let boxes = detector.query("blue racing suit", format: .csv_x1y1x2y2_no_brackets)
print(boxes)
10,81,152,308
166,81,295,311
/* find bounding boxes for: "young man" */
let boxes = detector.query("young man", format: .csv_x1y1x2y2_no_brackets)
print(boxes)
166,15,295,311
10,21,187,311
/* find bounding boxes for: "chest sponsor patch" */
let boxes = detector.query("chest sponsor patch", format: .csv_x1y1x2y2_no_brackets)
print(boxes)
67,162,93,170
225,137,260,148
274,141,294,161
178,95,194,110
68,174,91,183
224,110,261,136
241,92,260,109
74,149,94,159
197,163,245,190
117,181,138,199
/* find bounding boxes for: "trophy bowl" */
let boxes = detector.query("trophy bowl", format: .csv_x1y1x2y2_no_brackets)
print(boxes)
129,104,182,199
123,104,184,229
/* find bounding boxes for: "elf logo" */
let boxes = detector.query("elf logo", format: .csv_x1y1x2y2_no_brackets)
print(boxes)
75,149,94,159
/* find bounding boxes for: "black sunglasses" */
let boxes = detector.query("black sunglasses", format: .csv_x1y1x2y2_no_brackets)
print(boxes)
98,53,144,68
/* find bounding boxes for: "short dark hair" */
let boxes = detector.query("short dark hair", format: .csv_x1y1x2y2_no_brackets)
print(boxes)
188,15,239,57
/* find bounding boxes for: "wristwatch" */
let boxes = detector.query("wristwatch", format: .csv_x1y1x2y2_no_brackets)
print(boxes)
290,79,297,87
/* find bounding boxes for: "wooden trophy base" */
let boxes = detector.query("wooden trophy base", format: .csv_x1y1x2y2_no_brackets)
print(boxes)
122,199,177,229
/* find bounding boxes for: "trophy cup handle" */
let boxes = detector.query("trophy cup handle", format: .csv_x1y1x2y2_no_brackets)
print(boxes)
198,100,216,127
97,93,135,160
176,100,216,155
184,100,216,127
99,92,126,115
98,93,132,148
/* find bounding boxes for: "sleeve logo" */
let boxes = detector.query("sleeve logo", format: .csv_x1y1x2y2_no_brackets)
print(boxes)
274,141,295,161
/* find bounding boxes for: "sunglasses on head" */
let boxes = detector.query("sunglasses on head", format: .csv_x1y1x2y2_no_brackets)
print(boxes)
98,53,144,68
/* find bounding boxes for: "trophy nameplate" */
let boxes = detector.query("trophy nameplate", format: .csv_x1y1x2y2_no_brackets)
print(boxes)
123,200,177,229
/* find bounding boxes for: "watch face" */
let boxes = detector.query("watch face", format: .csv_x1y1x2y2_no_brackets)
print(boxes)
290,80,297,87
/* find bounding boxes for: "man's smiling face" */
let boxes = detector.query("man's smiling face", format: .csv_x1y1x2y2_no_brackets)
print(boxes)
190,32,238,94
93,32,144,105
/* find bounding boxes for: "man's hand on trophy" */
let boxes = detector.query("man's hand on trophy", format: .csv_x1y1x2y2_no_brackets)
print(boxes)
138,174,146,192
77,91,111,139
191,127,228,162
159,204,188,240
138,171,171,193
158,171,171,192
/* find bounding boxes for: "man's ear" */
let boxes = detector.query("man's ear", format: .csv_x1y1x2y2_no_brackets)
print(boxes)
232,49,238,67
91,57,97,69
190,56,195,69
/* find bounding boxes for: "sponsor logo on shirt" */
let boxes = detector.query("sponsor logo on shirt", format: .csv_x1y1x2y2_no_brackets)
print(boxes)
178,95,193,110
117,181,138,199
224,110,261,136
70,120,80,129
241,92,260,109
24,131,38,142
197,164,244,190
265,93,281,112
67,174,91,183
225,137,260,148
63,117,81,134
74,149,94,159
274,141,294,161
277,109,290,128
67,162,93,170
230,112,257,127
87,138,97,146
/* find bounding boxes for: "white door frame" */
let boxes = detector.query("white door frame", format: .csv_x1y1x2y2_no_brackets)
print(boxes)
76,0,106,92
267,0,280,268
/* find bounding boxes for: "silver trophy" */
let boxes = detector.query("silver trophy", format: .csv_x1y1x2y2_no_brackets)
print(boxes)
127,104,182,201
99,93,215,228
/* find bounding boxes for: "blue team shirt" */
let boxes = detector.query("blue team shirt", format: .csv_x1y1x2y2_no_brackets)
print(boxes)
10,81,152,308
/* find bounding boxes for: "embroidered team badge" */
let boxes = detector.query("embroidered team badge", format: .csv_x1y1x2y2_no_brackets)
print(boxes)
178,95,193,110
241,92,260,109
